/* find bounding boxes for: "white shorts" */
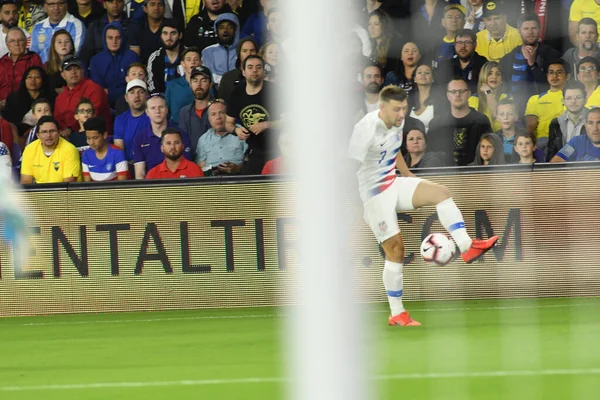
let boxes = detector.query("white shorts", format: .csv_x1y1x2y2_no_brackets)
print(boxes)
363,177,422,243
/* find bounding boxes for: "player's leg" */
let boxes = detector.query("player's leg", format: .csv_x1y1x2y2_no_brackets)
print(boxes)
380,233,421,326
410,179,498,263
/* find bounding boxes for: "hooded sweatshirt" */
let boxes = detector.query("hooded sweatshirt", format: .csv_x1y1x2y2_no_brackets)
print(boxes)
90,22,141,106
201,13,240,85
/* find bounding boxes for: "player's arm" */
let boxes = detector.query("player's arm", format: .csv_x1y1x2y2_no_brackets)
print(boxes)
396,151,416,178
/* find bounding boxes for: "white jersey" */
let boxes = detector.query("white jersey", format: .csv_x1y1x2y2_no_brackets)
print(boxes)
348,110,403,202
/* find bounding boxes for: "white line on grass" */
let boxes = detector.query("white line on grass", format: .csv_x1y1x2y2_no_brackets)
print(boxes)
10,302,597,327
3,368,600,392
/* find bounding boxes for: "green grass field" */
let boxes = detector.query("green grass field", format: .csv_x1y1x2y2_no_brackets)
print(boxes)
0,297,599,400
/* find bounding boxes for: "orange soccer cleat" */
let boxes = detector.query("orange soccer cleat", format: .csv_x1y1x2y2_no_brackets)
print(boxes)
461,236,499,264
388,311,421,326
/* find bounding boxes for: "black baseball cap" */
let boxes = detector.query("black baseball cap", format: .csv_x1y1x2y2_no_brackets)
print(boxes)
482,1,505,18
190,66,212,81
61,55,83,71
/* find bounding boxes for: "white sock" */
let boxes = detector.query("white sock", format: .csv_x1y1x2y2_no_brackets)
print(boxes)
436,197,472,253
383,260,405,316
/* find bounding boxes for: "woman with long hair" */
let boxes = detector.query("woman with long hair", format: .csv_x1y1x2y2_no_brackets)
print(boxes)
384,41,421,95
470,132,506,166
3,65,55,138
408,64,441,132
259,41,280,82
45,29,75,93
468,61,509,131
368,9,401,75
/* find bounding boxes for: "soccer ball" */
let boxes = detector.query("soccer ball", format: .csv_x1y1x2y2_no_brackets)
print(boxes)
420,233,456,266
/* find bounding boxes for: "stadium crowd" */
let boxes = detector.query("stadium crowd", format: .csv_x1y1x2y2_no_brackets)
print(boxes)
0,0,600,183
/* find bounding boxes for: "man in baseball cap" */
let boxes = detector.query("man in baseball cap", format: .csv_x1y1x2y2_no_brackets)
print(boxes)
179,65,214,156
113,77,151,164
432,4,467,63
475,0,523,62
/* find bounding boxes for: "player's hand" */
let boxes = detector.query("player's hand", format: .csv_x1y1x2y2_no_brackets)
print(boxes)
249,121,270,135
521,45,536,66
235,126,250,140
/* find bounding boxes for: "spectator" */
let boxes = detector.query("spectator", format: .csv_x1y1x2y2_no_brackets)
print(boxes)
81,116,128,181
132,94,192,178
67,0,103,27
403,127,446,168
551,107,600,162
0,141,9,171
428,77,492,166
128,0,165,63
525,59,570,150
18,0,46,34
0,112,15,157
45,29,75,93
178,65,213,154
383,41,421,95
240,0,274,48
354,61,383,123
3,66,54,138
114,79,150,163
408,0,447,49
499,14,561,115
468,61,509,131
562,18,600,77
22,97,53,147
201,13,239,85
513,131,537,164
146,127,204,179
30,0,85,63
474,0,522,62
436,28,487,92
217,36,256,103
89,21,140,107
464,0,485,33
115,61,146,115
493,99,544,163
54,55,111,136
147,18,184,94
0,0,30,58
68,96,93,153
20,115,81,183
569,0,600,46
226,55,280,174
408,64,442,132
165,46,201,125
577,57,600,107
259,41,279,82
431,4,466,64
184,0,233,52
547,80,587,161
0,27,42,104
367,9,401,75
79,0,131,65
195,98,246,175
264,7,283,44
469,132,505,165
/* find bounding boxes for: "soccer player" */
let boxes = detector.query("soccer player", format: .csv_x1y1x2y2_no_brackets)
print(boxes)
348,86,499,327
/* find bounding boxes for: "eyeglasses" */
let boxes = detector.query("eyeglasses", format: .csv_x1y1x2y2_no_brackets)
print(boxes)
77,109,93,114
564,96,584,101
578,66,597,73
207,98,226,108
447,89,469,96
45,1,66,7
455,40,474,46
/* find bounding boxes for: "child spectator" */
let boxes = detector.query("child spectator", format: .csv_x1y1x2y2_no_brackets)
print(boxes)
81,117,128,181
